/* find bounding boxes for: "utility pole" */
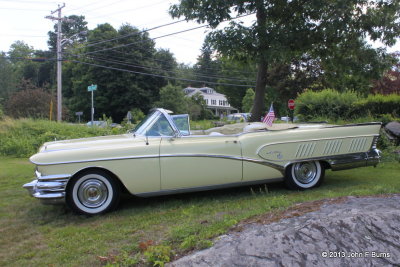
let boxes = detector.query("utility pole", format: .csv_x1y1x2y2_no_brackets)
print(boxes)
45,3,70,122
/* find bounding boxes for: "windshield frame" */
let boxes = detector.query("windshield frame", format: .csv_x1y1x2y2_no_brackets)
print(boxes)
132,108,182,137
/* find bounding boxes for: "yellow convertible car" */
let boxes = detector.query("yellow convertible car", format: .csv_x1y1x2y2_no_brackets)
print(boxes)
23,108,381,215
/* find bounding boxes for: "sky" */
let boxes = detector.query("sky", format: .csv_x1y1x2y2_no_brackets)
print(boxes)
0,0,399,65
0,0,213,65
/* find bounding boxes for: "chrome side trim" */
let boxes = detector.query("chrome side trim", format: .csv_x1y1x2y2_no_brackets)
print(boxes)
31,154,160,166
32,154,244,166
241,157,285,172
136,177,284,197
161,154,243,161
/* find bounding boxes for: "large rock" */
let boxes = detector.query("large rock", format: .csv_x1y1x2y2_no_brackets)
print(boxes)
169,195,400,267
385,122,400,138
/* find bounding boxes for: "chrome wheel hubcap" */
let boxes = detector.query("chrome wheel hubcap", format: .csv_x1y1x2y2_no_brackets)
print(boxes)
78,179,108,208
293,162,317,184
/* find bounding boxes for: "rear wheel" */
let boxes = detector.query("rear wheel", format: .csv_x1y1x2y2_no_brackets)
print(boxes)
285,161,324,190
66,170,120,215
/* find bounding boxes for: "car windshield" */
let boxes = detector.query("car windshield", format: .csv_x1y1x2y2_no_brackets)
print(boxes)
131,110,157,135
131,109,190,137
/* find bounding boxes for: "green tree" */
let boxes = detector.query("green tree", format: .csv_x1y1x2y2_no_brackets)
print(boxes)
64,23,177,122
193,42,222,86
306,38,395,94
215,57,257,110
170,0,400,121
47,15,88,52
8,41,40,86
0,53,17,105
6,41,54,89
8,41,34,60
154,83,188,114
188,92,212,120
242,88,255,113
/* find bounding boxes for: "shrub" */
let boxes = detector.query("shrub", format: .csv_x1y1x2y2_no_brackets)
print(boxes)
295,90,400,121
0,118,125,157
5,88,56,119
352,94,400,118
295,89,359,121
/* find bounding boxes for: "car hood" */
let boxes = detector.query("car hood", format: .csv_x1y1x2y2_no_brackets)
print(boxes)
30,134,153,166
38,134,133,152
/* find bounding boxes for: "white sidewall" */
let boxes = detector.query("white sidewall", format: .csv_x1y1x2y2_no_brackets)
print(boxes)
72,174,114,214
291,161,322,189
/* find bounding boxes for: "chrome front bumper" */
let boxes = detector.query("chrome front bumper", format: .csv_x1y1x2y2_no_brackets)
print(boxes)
23,171,70,204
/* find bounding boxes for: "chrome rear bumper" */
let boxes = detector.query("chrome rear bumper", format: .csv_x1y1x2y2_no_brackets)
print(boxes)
329,148,381,171
23,171,70,204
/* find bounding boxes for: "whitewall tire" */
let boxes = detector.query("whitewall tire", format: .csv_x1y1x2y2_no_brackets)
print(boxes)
285,161,325,190
66,170,120,215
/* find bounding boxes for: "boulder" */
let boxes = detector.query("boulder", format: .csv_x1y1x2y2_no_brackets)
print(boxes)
169,195,400,267
385,121,400,138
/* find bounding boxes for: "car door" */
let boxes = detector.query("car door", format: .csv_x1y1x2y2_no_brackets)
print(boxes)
160,135,242,190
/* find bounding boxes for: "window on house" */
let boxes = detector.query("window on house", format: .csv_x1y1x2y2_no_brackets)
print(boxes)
211,99,216,105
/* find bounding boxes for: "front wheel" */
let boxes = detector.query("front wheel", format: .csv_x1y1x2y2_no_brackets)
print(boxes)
285,161,324,190
66,170,120,215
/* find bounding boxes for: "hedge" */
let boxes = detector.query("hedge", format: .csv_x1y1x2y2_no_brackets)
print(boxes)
295,89,399,121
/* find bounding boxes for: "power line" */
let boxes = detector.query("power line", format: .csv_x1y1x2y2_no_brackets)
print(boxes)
67,12,256,74
1,34,47,38
0,7,49,11
0,0,57,4
70,48,257,76
73,24,208,56
71,59,255,88
71,12,254,56
85,0,165,19
77,19,186,48
66,0,120,12
80,0,130,13
75,46,258,76
1,56,55,61
67,53,256,83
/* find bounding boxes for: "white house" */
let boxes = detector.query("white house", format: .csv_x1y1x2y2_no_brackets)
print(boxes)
183,86,238,116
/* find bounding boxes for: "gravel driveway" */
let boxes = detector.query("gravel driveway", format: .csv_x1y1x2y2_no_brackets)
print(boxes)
169,195,400,267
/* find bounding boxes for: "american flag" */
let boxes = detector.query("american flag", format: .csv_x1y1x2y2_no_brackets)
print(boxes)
262,104,275,126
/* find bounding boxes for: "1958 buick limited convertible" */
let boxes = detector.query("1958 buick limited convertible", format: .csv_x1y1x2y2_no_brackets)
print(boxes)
23,108,381,215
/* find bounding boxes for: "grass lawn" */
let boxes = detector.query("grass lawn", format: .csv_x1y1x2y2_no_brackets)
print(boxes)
0,156,399,266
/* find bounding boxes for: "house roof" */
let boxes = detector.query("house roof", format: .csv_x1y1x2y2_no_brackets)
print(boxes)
183,86,225,97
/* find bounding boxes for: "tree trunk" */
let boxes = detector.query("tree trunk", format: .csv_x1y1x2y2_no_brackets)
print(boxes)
250,61,268,121
249,0,268,122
